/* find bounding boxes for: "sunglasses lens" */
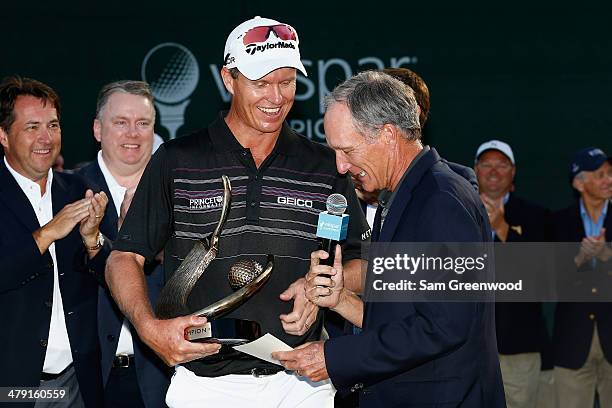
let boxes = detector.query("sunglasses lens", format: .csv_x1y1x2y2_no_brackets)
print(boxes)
242,25,297,45
243,26,271,45
271,25,296,41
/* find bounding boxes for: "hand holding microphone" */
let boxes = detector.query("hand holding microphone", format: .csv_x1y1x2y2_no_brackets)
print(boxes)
316,193,349,266
306,193,349,308
305,245,344,309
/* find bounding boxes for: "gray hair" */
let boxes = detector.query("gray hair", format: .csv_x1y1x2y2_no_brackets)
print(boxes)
574,171,587,182
324,70,421,141
96,80,155,120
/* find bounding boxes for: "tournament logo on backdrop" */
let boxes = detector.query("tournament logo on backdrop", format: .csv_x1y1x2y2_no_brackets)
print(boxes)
141,41,417,142
141,43,200,139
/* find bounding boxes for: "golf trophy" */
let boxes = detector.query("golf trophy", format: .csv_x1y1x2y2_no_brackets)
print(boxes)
155,175,274,345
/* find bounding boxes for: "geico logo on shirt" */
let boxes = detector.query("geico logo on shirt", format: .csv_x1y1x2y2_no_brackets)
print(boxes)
277,196,313,208
189,196,223,210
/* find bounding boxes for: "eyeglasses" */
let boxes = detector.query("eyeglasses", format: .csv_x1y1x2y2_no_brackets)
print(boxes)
243,25,297,45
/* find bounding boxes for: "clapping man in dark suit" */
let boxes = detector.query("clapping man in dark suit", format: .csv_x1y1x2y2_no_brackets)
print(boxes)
0,76,109,407
274,71,506,407
78,81,170,408
552,147,612,408
474,140,552,408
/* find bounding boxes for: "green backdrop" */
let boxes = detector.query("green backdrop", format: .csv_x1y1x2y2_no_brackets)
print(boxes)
2,0,611,210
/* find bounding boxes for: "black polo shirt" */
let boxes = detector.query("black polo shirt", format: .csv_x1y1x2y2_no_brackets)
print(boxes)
114,112,369,377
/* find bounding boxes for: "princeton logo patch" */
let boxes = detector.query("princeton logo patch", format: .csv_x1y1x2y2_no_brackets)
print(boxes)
189,196,223,210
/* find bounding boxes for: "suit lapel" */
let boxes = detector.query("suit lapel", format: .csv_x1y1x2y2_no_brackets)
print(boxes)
52,171,71,215
574,204,585,240
605,201,612,241
51,171,75,260
504,194,523,237
0,160,42,232
81,163,118,240
566,203,585,240
379,148,442,242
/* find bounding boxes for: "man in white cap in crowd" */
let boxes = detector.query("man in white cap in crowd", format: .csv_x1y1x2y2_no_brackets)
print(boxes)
474,140,553,408
106,16,369,407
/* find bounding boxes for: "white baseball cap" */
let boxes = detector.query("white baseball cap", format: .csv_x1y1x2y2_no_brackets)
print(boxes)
475,140,515,165
223,16,307,80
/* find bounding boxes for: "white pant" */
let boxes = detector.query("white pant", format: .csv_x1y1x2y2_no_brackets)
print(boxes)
554,325,612,408
499,352,541,408
166,366,335,408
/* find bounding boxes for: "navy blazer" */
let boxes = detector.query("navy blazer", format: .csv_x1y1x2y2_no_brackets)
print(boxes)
78,162,170,408
494,194,552,362
552,202,612,369
0,160,107,408
325,148,506,407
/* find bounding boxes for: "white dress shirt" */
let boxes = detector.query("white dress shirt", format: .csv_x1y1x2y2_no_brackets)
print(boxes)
4,157,73,374
97,151,134,356
365,203,377,229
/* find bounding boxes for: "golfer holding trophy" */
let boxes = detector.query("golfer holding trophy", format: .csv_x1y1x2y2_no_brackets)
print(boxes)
106,15,368,407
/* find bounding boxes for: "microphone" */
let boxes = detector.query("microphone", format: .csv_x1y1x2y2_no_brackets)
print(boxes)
316,194,349,266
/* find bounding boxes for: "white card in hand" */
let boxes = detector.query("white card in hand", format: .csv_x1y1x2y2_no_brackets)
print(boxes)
233,333,293,366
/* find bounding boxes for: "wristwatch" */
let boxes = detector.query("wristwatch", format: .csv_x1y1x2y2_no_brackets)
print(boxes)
84,232,105,251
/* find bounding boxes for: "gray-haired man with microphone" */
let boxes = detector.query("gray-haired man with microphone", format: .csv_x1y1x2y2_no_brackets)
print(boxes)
274,71,505,407
105,16,368,406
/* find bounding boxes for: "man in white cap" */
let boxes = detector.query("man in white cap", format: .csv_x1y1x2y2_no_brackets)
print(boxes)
474,139,553,408
106,16,369,407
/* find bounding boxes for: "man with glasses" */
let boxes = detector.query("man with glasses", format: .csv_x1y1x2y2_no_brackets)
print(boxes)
106,16,368,407
475,140,552,408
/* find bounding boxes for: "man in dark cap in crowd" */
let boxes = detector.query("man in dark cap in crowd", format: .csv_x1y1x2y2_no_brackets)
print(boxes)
552,147,612,408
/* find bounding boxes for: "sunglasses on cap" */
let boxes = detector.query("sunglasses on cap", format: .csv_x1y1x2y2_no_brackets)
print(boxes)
242,24,297,45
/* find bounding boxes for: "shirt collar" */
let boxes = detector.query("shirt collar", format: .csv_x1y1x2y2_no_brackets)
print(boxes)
97,151,122,191
378,145,430,210
502,192,510,205
97,151,126,215
209,111,300,157
4,156,53,197
580,198,609,221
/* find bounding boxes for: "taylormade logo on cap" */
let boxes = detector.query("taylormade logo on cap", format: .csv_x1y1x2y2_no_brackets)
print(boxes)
245,41,296,56
223,16,307,80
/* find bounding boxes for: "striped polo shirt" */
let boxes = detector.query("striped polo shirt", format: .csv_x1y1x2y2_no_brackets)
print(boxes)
115,112,369,377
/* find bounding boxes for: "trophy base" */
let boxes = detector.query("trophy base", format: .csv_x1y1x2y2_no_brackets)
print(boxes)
191,338,250,346
186,318,261,344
